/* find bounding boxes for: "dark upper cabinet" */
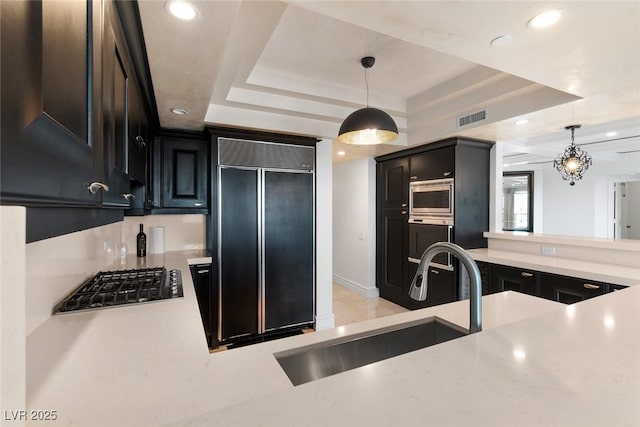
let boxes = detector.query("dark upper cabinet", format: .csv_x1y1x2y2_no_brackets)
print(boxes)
539,273,606,304
377,158,409,209
101,13,131,208
1,0,105,206
127,80,148,184
409,147,455,181
489,264,539,296
152,135,208,211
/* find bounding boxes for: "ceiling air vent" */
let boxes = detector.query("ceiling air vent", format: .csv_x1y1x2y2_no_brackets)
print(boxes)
457,109,487,128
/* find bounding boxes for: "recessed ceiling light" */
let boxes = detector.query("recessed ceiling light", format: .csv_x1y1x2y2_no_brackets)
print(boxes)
166,1,199,20
606,131,618,138
170,107,188,115
528,9,562,29
490,34,512,47
514,119,529,125
337,151,346,156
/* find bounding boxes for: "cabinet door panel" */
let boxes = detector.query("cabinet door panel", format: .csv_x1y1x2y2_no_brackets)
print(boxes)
409,147,455,181
161,138,208,208
102,29,130,207
190,264,213,347
378,158,409,209
377,209,409,304
539,273,606,304
489,265,538,296
219,168,259,340
263,171,314,331
1,0,102,206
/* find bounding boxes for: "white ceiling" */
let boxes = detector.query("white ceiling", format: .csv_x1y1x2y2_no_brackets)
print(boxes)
138,0,640,169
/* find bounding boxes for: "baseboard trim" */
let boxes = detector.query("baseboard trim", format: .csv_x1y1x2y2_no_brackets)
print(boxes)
333,274,379,298
315,312,335,330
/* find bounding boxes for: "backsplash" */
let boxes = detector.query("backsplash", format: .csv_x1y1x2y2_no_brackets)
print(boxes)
25,214,206,336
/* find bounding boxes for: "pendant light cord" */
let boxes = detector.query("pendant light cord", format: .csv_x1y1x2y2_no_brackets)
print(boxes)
364,67,370,107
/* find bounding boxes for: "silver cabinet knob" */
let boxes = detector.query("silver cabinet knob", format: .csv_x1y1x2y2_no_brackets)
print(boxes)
135,136,146,149
410,176,418,180
444,171,452,177
583,284,600,290
87,182,109,194
521,272,534,277
122,193,135,200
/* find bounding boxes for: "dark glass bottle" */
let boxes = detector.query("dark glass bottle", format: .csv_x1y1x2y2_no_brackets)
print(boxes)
137,224,146,257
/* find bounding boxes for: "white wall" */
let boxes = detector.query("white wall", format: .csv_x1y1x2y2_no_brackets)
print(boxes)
1,207,27,426
315,139,335,330
506,150,640,238
332,157,378,297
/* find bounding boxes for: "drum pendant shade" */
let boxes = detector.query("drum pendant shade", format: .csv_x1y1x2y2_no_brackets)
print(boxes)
337,57,398,145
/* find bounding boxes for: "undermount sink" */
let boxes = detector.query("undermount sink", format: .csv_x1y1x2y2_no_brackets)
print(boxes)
274,316,468,386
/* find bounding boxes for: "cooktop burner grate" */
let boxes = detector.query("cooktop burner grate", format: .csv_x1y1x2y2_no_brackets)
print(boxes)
55,267,183,313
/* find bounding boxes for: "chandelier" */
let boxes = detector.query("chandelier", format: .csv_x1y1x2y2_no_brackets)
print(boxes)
553,124,592,186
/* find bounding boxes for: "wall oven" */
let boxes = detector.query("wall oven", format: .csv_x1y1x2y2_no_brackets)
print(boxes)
409,178,454,225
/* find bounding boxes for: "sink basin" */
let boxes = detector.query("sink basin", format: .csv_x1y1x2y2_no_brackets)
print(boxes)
274,316,467,386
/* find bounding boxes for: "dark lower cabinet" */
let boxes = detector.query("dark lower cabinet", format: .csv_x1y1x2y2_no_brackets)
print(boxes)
539,273,606,304
484,262,626,303
608,284,628,292
189,263,216,348
407,262,456,308
377,209,409,306
489,264,538,296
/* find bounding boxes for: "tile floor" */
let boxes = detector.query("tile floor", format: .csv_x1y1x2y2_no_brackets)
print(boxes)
332,284,408,326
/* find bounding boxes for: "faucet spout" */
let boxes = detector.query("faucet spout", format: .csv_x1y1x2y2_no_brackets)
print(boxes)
408,242,482,333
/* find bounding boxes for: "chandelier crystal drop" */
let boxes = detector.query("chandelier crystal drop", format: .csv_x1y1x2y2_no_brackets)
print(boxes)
553,124,592,186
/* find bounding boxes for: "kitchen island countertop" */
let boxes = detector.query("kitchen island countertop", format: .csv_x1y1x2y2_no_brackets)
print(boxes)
26,250,639,426
467,248,640,286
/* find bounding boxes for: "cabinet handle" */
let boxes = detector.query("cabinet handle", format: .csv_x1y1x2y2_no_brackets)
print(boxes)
443,171,452,177
401,210,407,215
198,269,210,274
135,136,146,149
194,202,204,207
87,182,109,194
583,284,600,290
430,269,440,275
122,193,135,200
402,203,407,207
521,272,534,277
410,176,418,180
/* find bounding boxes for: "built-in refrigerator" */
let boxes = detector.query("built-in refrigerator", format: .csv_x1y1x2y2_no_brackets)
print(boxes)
217,138,315,343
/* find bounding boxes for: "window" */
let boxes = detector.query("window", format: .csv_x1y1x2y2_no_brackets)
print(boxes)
502,172,534,232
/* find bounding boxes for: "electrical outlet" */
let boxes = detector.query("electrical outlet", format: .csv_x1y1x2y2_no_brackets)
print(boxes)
541,246,556,256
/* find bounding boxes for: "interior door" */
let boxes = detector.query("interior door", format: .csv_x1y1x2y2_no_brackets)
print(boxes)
263,171,314,331
219,167,259,340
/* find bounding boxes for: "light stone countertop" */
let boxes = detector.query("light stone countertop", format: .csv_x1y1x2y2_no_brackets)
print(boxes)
25,251,639,426
467,248,640,286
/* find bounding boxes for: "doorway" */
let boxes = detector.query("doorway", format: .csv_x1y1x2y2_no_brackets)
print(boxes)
614,181,640,239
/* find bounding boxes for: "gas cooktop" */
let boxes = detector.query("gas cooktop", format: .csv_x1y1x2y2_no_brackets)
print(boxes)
55,267,183,314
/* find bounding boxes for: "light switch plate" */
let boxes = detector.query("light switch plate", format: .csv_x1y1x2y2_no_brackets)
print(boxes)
541,246,556,256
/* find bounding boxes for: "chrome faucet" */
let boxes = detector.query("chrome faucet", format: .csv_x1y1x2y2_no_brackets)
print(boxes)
408,242,482,333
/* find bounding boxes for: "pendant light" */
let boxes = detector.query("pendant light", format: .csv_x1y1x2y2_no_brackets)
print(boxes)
338,57,398,145
553,124,592,186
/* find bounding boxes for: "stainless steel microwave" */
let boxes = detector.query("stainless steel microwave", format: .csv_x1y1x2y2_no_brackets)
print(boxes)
409,178,454,225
